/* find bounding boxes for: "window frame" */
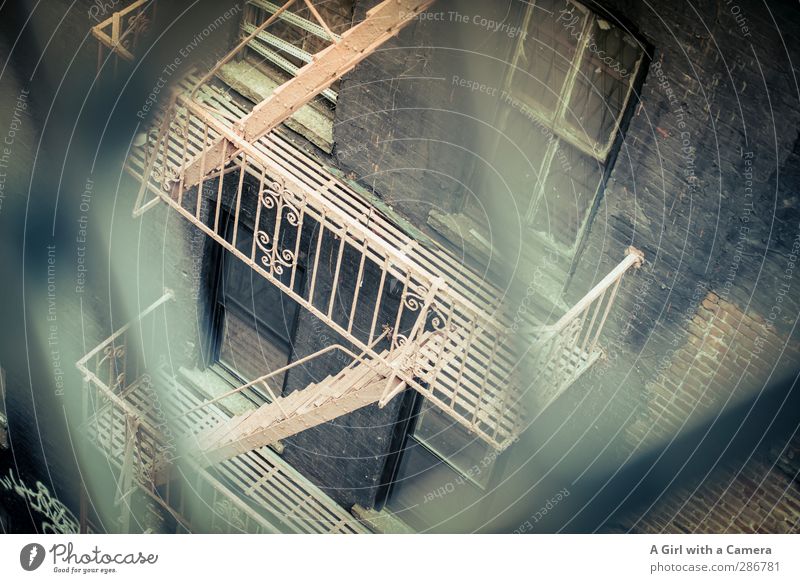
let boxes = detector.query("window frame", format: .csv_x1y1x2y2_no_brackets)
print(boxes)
411,401,497,490
463,0,647,254
206,210,305,398
510,1,644,225
380,392,506,517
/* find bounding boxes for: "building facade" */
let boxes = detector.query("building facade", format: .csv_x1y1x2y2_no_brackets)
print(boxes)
0,0,798,534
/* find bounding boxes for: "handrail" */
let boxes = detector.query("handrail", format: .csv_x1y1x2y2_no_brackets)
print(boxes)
82,371,167,449
545,246,644,337
170,93,500,337
188,0,297,102
523,246,644,414
468,247,645,411
76,290,174,370
177,328,391,419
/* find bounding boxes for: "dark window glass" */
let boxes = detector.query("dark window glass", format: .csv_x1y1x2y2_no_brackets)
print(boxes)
215,222,303,392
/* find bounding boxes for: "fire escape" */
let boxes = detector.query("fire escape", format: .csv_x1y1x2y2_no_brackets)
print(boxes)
91,0,157,73
79,0,644,533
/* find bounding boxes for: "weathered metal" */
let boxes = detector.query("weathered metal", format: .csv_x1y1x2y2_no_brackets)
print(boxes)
91,0,156,72
76,292,366,533
179,0,436,188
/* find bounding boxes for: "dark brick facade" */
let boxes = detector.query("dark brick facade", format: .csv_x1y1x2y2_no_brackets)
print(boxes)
1,0,799,532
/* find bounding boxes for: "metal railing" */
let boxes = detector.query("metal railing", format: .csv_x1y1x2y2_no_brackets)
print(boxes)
76,291,366,532
129,72,647,450
179,328,390,422
529,246,645,411
91,0,157,72
75,292,277,533
134,92,525,447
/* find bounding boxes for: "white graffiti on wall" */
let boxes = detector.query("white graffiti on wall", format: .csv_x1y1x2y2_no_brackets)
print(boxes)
0,469,79,534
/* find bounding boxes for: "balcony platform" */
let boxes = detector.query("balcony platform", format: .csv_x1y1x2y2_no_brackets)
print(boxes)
83,361,368,533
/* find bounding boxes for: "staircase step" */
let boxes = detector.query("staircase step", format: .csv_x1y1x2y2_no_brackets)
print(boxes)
193,348,403,464
214,58,333,153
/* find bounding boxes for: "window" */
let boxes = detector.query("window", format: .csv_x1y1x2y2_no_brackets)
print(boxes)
465,0,645,253
212,218,303,396
385,397,497,528
413,403,496,489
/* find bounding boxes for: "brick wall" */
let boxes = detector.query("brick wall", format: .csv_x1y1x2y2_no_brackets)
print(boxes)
3,0,800,532
616,433,800,533
323,0,800,525
627,291,800,450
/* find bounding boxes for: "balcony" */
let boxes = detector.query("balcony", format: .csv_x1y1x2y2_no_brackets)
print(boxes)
126,63,643,455
90,0,157,72
76,292,369,533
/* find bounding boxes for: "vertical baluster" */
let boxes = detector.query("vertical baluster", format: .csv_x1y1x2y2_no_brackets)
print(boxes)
90,351,103,420
307,213,326,307
177,107,189,208
327,226,348,319
289,202,306,293
493,370,513,445
581,289,607,355
541,331,560,388
347,237,368,335
428,301,455,396
473,327,500,429
213,139,227,234
195,123,210,220
250,167,267,263
391,273,411,349
265,185,283,278
588,274,624,354
107,345,115,394
566,305,590,386
368,256,389,345
451,316,477,409
120,336,127,394
232,154,246,249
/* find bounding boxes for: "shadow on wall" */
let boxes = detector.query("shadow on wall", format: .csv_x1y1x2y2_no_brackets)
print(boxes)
489,366,800,533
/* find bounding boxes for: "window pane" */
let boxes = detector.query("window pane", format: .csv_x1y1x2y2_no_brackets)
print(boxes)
414,400,495,488
216,223,303,389
464,104,555,228
528,143,604,248
510,0,587,119
564,18,643,150
386,437,483,531
219,245,299,344
219,308,290,390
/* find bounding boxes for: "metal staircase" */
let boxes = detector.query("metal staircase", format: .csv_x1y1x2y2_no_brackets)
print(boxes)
81,0,647,533
129,74,533,451
120,0,644,474
77,293,369,533
189,341,409,465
